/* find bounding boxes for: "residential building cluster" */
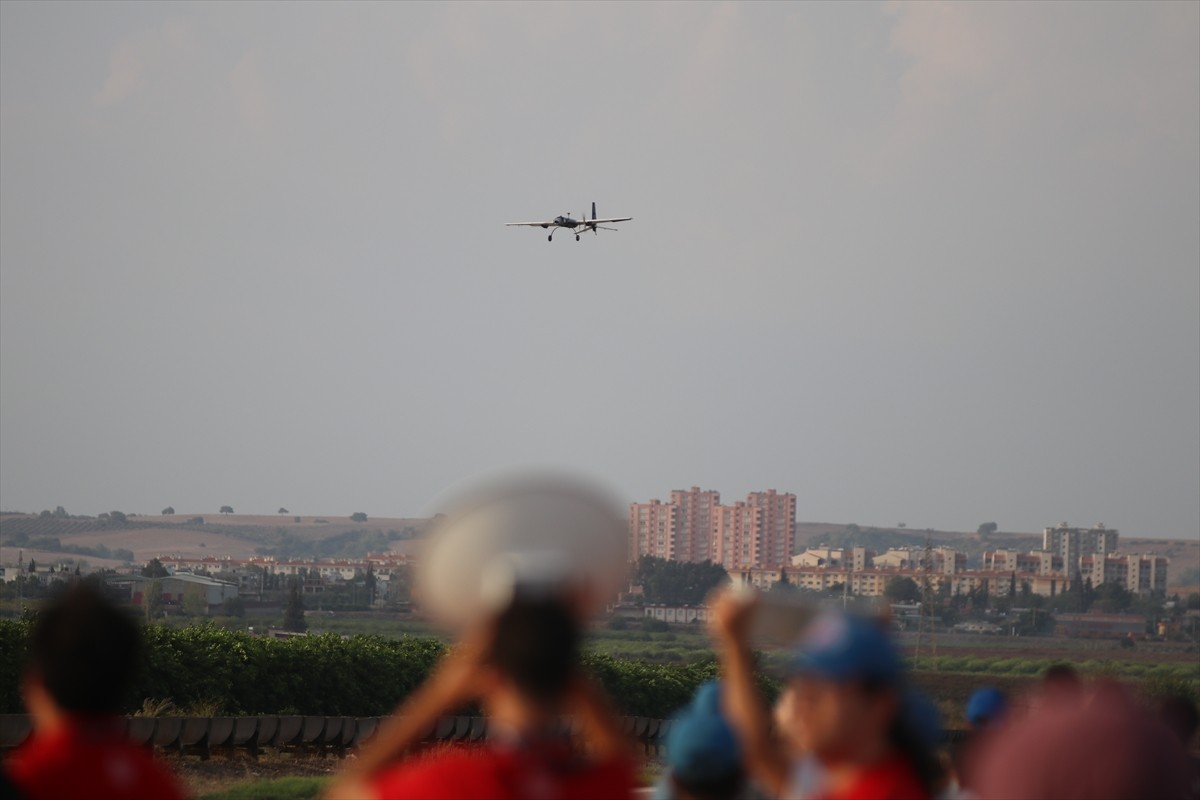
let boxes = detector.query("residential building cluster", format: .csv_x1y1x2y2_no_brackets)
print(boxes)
626,497,1170,601
145,553,414,606
629,487,797,570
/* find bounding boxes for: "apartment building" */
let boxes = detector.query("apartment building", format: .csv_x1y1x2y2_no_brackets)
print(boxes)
628,499,679,561
1043,522,1119,572
1079,553,1169,595
629,487,797,569
672,487,722,563
713,501,760,569
983,549,1063,576
747,490,797,568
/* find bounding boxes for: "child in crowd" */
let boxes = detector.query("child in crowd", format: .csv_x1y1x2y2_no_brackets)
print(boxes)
3,582,186,800
325,594,635,800
710,590,937,800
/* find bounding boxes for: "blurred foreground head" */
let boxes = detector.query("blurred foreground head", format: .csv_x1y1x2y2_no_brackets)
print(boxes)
786,610,902,687
485,595,580,707
965,686,1008,730
783,610,942,791
26,581,140,715
417,474,627,631
662,681,744,800
969,681,1189,800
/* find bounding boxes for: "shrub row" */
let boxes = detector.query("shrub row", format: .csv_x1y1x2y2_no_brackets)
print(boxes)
7,618,1189,720
0,621,770,719
915,653,1200,685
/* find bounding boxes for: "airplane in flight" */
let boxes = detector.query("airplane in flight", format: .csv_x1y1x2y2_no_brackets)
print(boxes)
506,202,632,241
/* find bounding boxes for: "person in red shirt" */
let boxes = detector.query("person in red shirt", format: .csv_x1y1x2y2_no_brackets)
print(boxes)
3,581,186,800
710,591,937,800
326,595,635,800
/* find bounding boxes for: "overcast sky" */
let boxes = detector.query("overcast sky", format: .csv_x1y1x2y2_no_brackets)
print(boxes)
2,2,1197,538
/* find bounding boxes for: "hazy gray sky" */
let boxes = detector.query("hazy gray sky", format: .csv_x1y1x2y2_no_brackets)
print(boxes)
2,2,1197,538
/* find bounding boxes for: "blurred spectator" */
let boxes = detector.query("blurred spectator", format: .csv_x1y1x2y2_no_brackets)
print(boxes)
711,591,936,800
326,594,634,800
969,680,1189,800
1037,663,1084,706
1157,694,1200,800
964,687,1007,731
2,582,185,800
655,680,750,800
948,686,1009,797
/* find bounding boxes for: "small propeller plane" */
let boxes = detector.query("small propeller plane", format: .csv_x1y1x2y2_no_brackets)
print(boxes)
506,202,632,241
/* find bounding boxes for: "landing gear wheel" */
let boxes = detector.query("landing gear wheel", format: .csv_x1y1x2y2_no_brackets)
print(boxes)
576,234,580,241
547,235,552,242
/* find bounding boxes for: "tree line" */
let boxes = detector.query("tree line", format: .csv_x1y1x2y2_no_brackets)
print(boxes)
0,618,763,720
633,556,729,605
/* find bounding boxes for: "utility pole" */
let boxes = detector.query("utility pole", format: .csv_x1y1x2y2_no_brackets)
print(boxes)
916,538,938,671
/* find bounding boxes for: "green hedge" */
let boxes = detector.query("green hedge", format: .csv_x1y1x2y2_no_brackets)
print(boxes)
9,618,1190,719
0,620,766,719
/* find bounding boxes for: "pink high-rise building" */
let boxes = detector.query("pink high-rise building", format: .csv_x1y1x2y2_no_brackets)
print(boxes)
670,487,721,563
629,488,720,563
713,502,760,569
747,489,797,568
631,487,797,569
628,499,677,561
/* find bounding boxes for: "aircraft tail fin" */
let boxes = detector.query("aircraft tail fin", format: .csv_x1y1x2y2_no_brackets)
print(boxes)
592,201,596,222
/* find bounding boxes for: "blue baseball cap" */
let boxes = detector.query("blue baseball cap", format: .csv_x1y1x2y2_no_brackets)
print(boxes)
664,681,743,785
966,686,1008,727
903,689,944,749
785,610,902,685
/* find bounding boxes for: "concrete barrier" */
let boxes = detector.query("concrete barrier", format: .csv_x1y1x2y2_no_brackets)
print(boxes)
273,715,303,747
434,715,457,741
299,715,326,745
153,717,182,748
231,716,259,746
178,717,210,755
0,713,698,761
126,717,157,747
0,715,32,749
355,717,380,746
255,715,280,755
208,717,236,749
467,716,488,742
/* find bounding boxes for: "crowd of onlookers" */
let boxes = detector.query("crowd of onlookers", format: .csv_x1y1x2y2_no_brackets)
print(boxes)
4,580,1197,800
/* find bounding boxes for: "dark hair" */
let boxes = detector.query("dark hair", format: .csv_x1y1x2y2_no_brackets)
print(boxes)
888,704,943,795
27,581,141,714
485,596,580,707
1042,663,1082,688
857,678,942,795
1157,694,1199,747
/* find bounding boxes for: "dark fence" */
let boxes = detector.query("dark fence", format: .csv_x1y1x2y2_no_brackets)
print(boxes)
0,714,676,759
1,713,965,761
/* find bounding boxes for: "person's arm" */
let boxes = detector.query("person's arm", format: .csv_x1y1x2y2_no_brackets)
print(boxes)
325,628,493,799
709,588,791,798
565,672,630,762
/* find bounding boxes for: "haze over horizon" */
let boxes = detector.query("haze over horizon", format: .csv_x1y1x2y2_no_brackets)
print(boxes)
2,3,1197,541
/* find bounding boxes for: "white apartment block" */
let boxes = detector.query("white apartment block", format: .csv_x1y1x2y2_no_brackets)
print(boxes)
1043,523,1119,573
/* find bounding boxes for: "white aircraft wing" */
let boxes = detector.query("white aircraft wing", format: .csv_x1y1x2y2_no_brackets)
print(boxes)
588,217,632,224
506,221,554,227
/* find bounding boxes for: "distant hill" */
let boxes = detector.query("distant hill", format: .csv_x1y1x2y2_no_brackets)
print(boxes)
794,522,1040,566
0,513,431,565
4,512,1195,594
